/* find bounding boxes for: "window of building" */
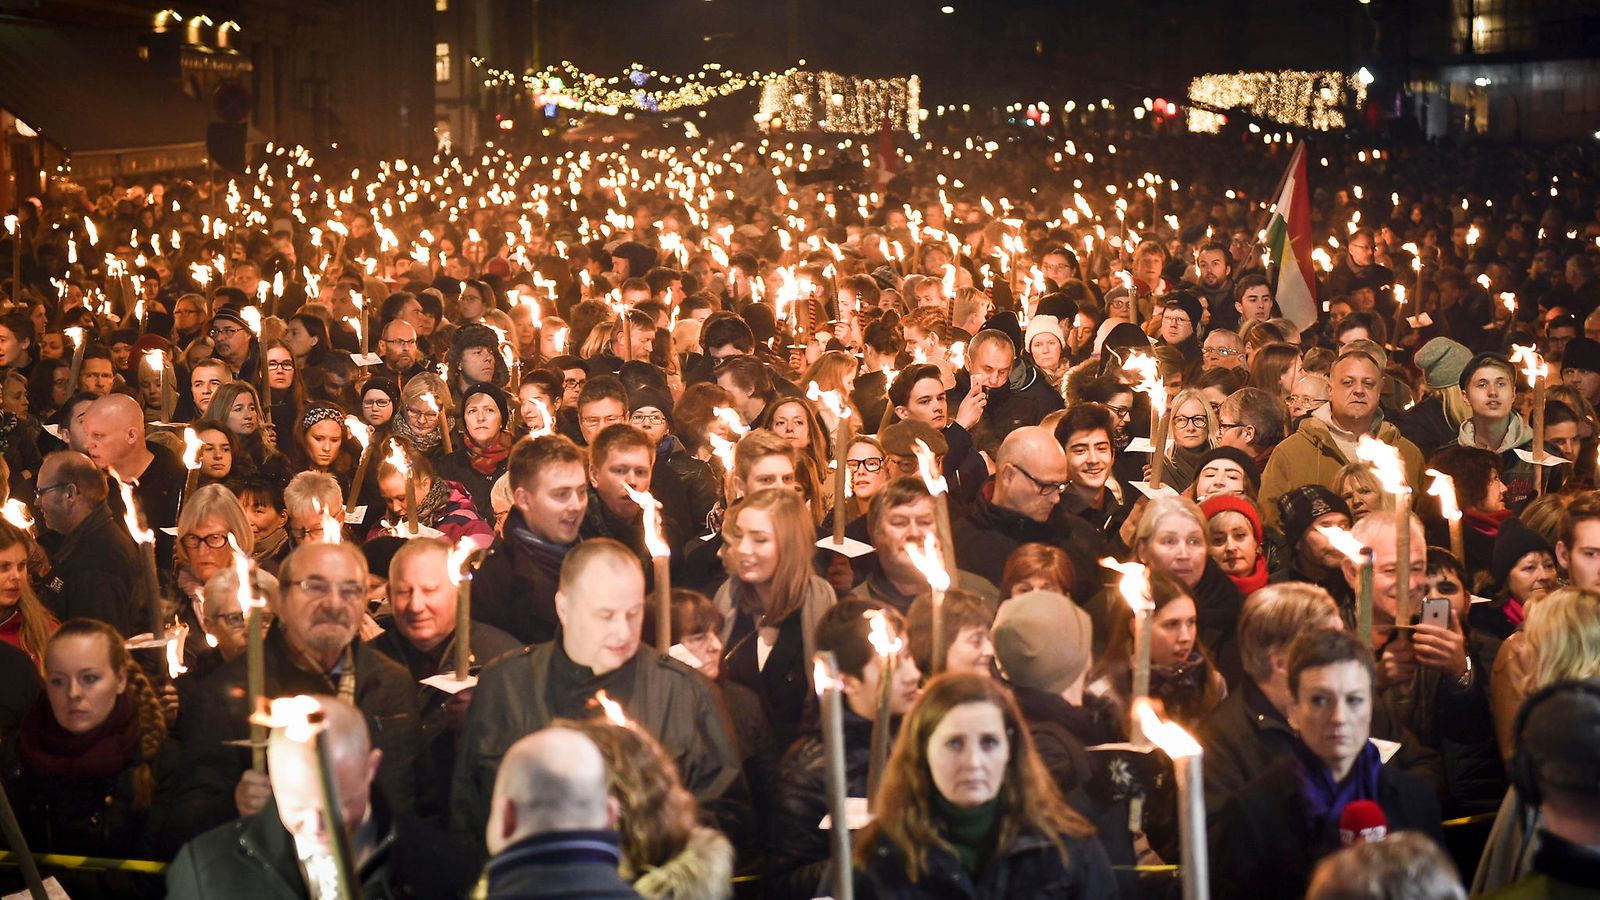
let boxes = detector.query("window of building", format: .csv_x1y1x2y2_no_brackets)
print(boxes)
435,42,451,83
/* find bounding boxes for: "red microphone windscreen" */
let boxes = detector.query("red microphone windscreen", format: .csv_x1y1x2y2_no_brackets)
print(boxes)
1339,799,1389,846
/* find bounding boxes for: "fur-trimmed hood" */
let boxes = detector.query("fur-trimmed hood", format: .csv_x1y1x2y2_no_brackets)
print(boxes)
632,826,735,900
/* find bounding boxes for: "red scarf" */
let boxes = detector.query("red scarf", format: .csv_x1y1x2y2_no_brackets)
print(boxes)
1464,507,1512,538
1503,596,1527,628
1227,554,1270,597
467,432,513,476
18,692,139,780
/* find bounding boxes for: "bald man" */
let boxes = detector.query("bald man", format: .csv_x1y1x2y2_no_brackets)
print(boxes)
951,426,1104,603
165,542,427,852
481,728,636,898
167,696,475,898
81,393,185,557
453,538,745,862
35,450,150,639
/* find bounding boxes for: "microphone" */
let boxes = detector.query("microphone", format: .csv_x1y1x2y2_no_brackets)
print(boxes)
1339,800,1389,846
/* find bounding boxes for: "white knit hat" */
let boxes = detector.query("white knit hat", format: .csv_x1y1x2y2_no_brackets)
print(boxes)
1023,314,1064,351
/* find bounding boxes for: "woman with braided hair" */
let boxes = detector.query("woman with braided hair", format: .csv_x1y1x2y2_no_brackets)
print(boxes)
1,618,179,896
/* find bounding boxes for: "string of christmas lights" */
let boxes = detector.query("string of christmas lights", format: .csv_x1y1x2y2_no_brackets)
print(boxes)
472,58,802,113
1186,70,1368,133
756,71,921,135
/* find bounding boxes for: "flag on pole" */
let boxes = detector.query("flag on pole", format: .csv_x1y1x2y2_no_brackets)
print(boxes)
1262,143,1318,332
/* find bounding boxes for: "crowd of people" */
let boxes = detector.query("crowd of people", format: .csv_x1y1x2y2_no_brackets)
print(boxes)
0,119,1596,900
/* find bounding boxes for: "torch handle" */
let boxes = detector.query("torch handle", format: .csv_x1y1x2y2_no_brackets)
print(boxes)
454,578,473,680
653,556,672,653
248,606,266,773
314,729,362,900
1177,754,1210,900
817,653,855,900
868,649,894,806
832,419,848,544
1359,552,1375,648
0,778,47,900
347,447,372,511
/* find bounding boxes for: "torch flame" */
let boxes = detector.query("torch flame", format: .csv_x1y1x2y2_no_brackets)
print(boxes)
1316,524,1366,563
708,434,737,472
1356,435,1409,496
166,622,189,678
525,397,553,437
447,536,482,587
384,438,411,476
1425,468,1462,522
250,695,326,743
1,498,33,531
1509,343,1547,388
1101,557,1154,616
805,382,851,422
812,656,844,695
117,479,155,545
1122,351,1167,416
864,609,903,657
621,483,671,559
142,349,164,374
712,406,749,436
911,438,949,496
594,690,629,727
182,426,204,470
903,532,951,593
311,498,342,544
227,534,264,614
1133,698,1202,758
239,306,262,337
343,415,372,450
63,326,85,351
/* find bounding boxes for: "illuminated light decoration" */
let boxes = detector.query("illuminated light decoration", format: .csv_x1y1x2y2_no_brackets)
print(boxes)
758,71,921,135
1186,70,1368,133
471,58,800,114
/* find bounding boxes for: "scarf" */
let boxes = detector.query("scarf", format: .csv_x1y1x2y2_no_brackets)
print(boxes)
1464,506,1512,537
1151,650,1217,725
1227,554,1270,597
1503,596,1527,627
19,691,139,780
1293,737,1382,855
933,794,1001,875
392,412,442,453
416,476,451,527
466,431,513,476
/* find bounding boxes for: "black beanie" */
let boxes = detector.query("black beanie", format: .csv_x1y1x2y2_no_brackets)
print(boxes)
461,380,509,423
1194,445,1261,490
1492,516,1552,590
1275,484,1352,546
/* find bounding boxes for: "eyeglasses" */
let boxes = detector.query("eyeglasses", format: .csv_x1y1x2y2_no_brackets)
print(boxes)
1203,345,1240,357
209,327,242,340
363,397,393,407
1104,404,1131,419
1172,415,1210,430
266,360,295,371
582,414,626,430
1010,463,1068,496
35,482,70,498
405,407,437,420
181,532,231,550
630,412,666,426
1217,421,1246,432
845,456,885,473
887,456,919,476
563,377,586,388
384,337,418,347
292,576,367,603
1288,395,1327,408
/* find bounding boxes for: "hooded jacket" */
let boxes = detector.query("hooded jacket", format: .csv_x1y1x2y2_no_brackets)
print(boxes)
947,359,1065,457
1458,414,1538,508
1258,406,1425,530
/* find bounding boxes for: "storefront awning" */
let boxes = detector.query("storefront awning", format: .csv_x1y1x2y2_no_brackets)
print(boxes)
0,21,211,176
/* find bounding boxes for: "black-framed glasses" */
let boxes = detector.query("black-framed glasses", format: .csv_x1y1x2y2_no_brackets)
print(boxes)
562,377,586,388
209,327,242,340
1172,415,1209,430
1288,395,1327,409
363,397,393,407
266,360,296,371
845,456,885,473
292,576,366,603
630,412,666,426
181,532,230,550
1104,404,1131,419
35,482,70,498
1203,345,1240,357
1010,463,1068,496
1217,421,1246,432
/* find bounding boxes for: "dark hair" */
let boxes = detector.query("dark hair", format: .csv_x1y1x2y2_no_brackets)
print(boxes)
1054,403,1115,447
701,313,755,354
577,374,629,412
1334,310,1389,347
713,355,774,405
288,312,331,367
1232,273,1271,304
1287,628,1377,697
867,477,934,534
668,589,724,644
1425,444,1502,512
590,422,654,467
815,598,901,679
1425,545,1465,585
1224,387,1288,447
233,476,286,512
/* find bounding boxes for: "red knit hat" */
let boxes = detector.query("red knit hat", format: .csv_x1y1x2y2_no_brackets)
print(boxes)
1200,493,1263,542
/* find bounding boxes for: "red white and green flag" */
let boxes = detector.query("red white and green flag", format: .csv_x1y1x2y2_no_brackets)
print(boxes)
1262,143,1318,332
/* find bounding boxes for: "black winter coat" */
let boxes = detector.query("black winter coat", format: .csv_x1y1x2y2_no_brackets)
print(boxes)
451,642,748,858
1210,755,1445,900
766,708,874,900
164,626,425,853
39,504,152,642
948,361,1066,457
854,826,1118,900
951,490,1104,609
471,511,569,646
1195,677,1447,821
165,794,476,900
436,442,507,522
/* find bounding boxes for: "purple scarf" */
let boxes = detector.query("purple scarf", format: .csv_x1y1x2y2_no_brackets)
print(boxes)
1292,736,1382,855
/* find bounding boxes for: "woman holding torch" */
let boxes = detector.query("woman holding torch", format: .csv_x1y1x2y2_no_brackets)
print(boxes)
851,671,1115,898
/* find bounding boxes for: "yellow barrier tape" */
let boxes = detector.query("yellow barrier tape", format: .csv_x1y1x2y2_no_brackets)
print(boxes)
0,851,167,874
